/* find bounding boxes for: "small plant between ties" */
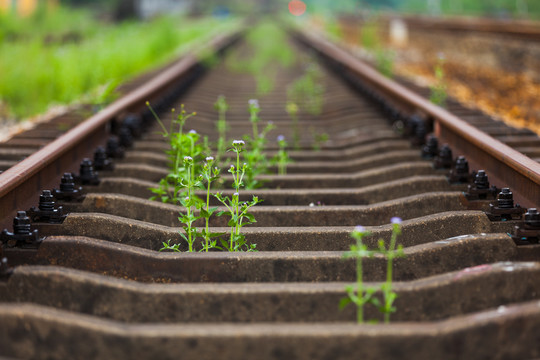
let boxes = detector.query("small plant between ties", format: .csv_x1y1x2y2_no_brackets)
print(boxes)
214,95,230,167
147,102,198,204
273,135,292,176
340,217,405,324
243,99,274,189
200,156,222,252
286,102,301,150
215,140,261,252
148,103,261,252
430,52,448,107
341,225,376,324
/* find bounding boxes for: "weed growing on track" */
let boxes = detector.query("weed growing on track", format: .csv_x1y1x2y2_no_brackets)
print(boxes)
147,103,202,204
226,21,296,95
309,127,329,151
340,217,405,323
149,103,261,252
200,157,222,252
214,95,230,167
243,99,274,189
357,20,394,78
286,102,301,150
215,140,261,252
430,53,448,107
375,48,394,78
273,135,292,176
287,63,324,117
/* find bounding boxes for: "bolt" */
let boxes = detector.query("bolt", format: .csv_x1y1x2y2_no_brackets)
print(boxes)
106,137,124,159
13,211,31,235
123,114,142,138
59,173,75,192
78,158,99,185
93,146,113,171
525,208,540,228
38,190,55,212
474,170,490,190
435,144,453,169
118,127,133,148
497,188,514,209
454,156,469,175
414,121,427,145
422,135,438,158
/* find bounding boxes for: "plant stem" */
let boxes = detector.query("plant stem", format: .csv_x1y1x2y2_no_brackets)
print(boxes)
205,178,211,252
384,228,399,323
356,242,364,324
187,163,193,252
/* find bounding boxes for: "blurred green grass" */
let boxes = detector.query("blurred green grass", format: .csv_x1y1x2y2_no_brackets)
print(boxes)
0,8,237,120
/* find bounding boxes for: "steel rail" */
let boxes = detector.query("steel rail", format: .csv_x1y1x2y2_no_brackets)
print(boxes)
339,14,540,42
293,28,540,208
0,28,243,228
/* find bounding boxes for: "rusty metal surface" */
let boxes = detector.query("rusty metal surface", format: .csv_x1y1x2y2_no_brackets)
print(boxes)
340,14,540,41
293,28,540,208
0,29,243,230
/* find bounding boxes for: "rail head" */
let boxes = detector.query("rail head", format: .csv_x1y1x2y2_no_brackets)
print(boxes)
293,27,540,207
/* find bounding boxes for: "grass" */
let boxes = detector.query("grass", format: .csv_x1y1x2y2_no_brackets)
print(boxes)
341,218,404,323
0,8,238,120
226,20,296,95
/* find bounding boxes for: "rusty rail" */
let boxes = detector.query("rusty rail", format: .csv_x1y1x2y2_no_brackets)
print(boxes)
339,14,540,41
293,28,540,208
0,28,243,229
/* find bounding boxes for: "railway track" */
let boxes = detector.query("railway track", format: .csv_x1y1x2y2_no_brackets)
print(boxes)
339,14,540,42
0,22,539,360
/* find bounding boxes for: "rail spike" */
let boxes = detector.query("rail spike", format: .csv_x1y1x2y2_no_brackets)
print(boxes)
448,156,475,184
511,208,540,245
487,188,526,221
27,190,66,224
53,173,83,202
465,170,499,200
93,147,114,171
433,144,453,169
0,211,42,249
106,137,125,159
74,158,100,186
421,134,439,159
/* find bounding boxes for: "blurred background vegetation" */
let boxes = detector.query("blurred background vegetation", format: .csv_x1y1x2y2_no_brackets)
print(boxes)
0,0,539,121
303,0,540,18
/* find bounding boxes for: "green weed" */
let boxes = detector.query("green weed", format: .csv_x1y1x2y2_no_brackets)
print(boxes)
429,53,448,107
1,12,237,119
340,217,405,323
215,140,261,252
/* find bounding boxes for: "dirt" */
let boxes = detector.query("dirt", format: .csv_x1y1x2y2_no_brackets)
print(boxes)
387,29,540,136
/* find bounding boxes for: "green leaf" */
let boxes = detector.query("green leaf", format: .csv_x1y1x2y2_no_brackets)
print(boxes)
338,297,352,310
199,208,210,219
219,238,231,251
244,212,256,223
